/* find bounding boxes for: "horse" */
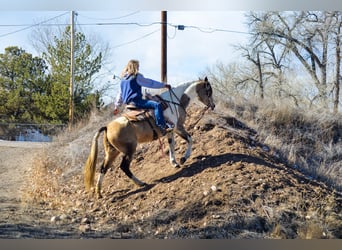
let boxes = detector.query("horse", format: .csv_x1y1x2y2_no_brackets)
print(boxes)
84,77,215,198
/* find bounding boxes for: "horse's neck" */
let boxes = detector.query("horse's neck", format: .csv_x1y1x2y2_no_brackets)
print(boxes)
183,83,198,102
161,81,197,106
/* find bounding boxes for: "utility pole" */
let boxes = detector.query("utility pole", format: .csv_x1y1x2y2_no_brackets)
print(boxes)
161,11,167,83
69,10,75,130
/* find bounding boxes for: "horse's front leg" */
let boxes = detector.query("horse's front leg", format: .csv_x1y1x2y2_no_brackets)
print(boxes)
175,127,192,165
167,132,180,168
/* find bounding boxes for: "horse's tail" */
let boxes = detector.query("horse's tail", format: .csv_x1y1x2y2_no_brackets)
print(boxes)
84,126,107,191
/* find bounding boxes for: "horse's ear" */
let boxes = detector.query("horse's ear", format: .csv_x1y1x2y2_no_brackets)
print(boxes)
204,76,208,82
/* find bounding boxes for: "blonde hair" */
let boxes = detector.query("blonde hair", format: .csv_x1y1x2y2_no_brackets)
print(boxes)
121,59,140,77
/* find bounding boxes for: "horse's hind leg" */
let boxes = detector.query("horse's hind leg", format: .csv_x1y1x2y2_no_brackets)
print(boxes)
119,147,146,187
96,145,119,198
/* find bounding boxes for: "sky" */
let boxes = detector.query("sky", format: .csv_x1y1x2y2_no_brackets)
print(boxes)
0,0,341,103
0,11,249,102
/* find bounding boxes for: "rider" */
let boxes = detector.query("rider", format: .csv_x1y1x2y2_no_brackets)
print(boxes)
114,59,172,135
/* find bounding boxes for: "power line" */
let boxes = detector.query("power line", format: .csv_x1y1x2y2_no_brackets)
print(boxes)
0,12,69,38
0,20,251,35
77,11,140,21
112,28,160,49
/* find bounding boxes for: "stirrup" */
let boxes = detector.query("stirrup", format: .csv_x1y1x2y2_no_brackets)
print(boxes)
159,126,173,136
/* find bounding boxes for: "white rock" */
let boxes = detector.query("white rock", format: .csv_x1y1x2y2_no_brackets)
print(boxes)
50,216,60,223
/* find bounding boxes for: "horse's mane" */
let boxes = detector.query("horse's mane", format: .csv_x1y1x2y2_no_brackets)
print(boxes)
159,80,197,102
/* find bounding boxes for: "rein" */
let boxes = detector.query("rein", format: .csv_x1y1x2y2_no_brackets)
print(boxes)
166,88,187,118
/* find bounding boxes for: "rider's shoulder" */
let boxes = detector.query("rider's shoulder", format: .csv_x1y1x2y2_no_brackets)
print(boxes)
136,73,144,78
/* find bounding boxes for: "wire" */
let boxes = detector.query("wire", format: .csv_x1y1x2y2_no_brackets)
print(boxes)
78,21,162,27
78,11,140,21
167,26,177,39
112,28,160,49
0,12,69,38
168,23,251,35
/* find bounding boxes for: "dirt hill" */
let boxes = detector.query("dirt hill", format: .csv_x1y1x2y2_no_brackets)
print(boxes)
1,104,341,239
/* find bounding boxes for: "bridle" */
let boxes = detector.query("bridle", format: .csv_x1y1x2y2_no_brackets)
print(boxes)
165,80,214,127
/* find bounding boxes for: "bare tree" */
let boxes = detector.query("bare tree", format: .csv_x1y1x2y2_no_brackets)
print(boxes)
248,11,341,110
332,12,342,113
235,12,291,101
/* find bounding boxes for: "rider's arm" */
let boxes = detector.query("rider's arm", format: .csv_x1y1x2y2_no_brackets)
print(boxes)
113,91,123,115
136,73,168,89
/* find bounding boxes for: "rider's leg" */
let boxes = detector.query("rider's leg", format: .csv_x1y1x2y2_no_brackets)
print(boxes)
132,98,168,130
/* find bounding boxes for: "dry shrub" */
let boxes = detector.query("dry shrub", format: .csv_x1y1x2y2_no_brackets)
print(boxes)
218,95,342,191
24,152,63,208
297,221,326,239
23,108,112,210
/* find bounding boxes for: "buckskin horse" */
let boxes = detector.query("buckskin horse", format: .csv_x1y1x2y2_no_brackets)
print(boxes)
84,77,215,198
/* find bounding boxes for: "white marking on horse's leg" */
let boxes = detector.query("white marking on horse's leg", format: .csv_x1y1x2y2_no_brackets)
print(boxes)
184,135,192,160
167,133,179,168
180,135,192,165
96,173,104,198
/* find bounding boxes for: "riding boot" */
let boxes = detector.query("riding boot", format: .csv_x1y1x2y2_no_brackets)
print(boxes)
159,124,173,136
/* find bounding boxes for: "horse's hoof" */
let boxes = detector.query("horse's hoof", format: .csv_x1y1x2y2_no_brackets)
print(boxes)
180,157,187,165
133,180,147,187
172,161,180,168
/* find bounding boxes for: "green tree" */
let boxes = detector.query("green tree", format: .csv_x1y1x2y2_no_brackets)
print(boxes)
39,26,102,123
0,46,48,123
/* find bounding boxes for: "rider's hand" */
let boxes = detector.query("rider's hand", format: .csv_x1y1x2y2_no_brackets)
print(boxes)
113,108,119,115
164,84,171,90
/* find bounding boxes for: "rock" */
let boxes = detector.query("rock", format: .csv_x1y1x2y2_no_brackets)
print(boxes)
60,214,71,221
79,224,91,232
81,217,90,224
50,216,60,223
212,214,222,219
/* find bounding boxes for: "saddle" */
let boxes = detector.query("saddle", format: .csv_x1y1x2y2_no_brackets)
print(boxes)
121,94,171,140
123,93,169,122
122,109,153,122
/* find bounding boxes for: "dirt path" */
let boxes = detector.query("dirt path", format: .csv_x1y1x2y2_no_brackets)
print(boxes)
0,141,63,238
0,141,47,199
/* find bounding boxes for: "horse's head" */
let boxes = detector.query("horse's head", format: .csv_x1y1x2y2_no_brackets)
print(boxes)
196,76,215,110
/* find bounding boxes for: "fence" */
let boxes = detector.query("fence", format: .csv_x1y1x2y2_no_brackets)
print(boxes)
0,123,66,142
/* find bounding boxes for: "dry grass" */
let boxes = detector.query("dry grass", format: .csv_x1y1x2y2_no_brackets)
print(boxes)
218,96,342,192
24,107,113,207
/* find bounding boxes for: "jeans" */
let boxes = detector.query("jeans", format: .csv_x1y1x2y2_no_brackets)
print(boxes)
132,98,166,128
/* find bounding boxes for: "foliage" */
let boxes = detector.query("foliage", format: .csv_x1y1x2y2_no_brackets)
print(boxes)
0,26,103,125
40,26,102,123
0,46,49,123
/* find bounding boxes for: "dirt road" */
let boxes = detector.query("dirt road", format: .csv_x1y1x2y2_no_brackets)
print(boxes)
0,141,76,238
0,141,47,199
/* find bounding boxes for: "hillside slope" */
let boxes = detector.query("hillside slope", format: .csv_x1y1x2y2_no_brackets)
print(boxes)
20,105,342,239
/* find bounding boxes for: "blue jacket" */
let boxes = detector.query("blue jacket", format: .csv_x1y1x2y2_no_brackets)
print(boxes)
120,74,141,104
115,73,165,106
